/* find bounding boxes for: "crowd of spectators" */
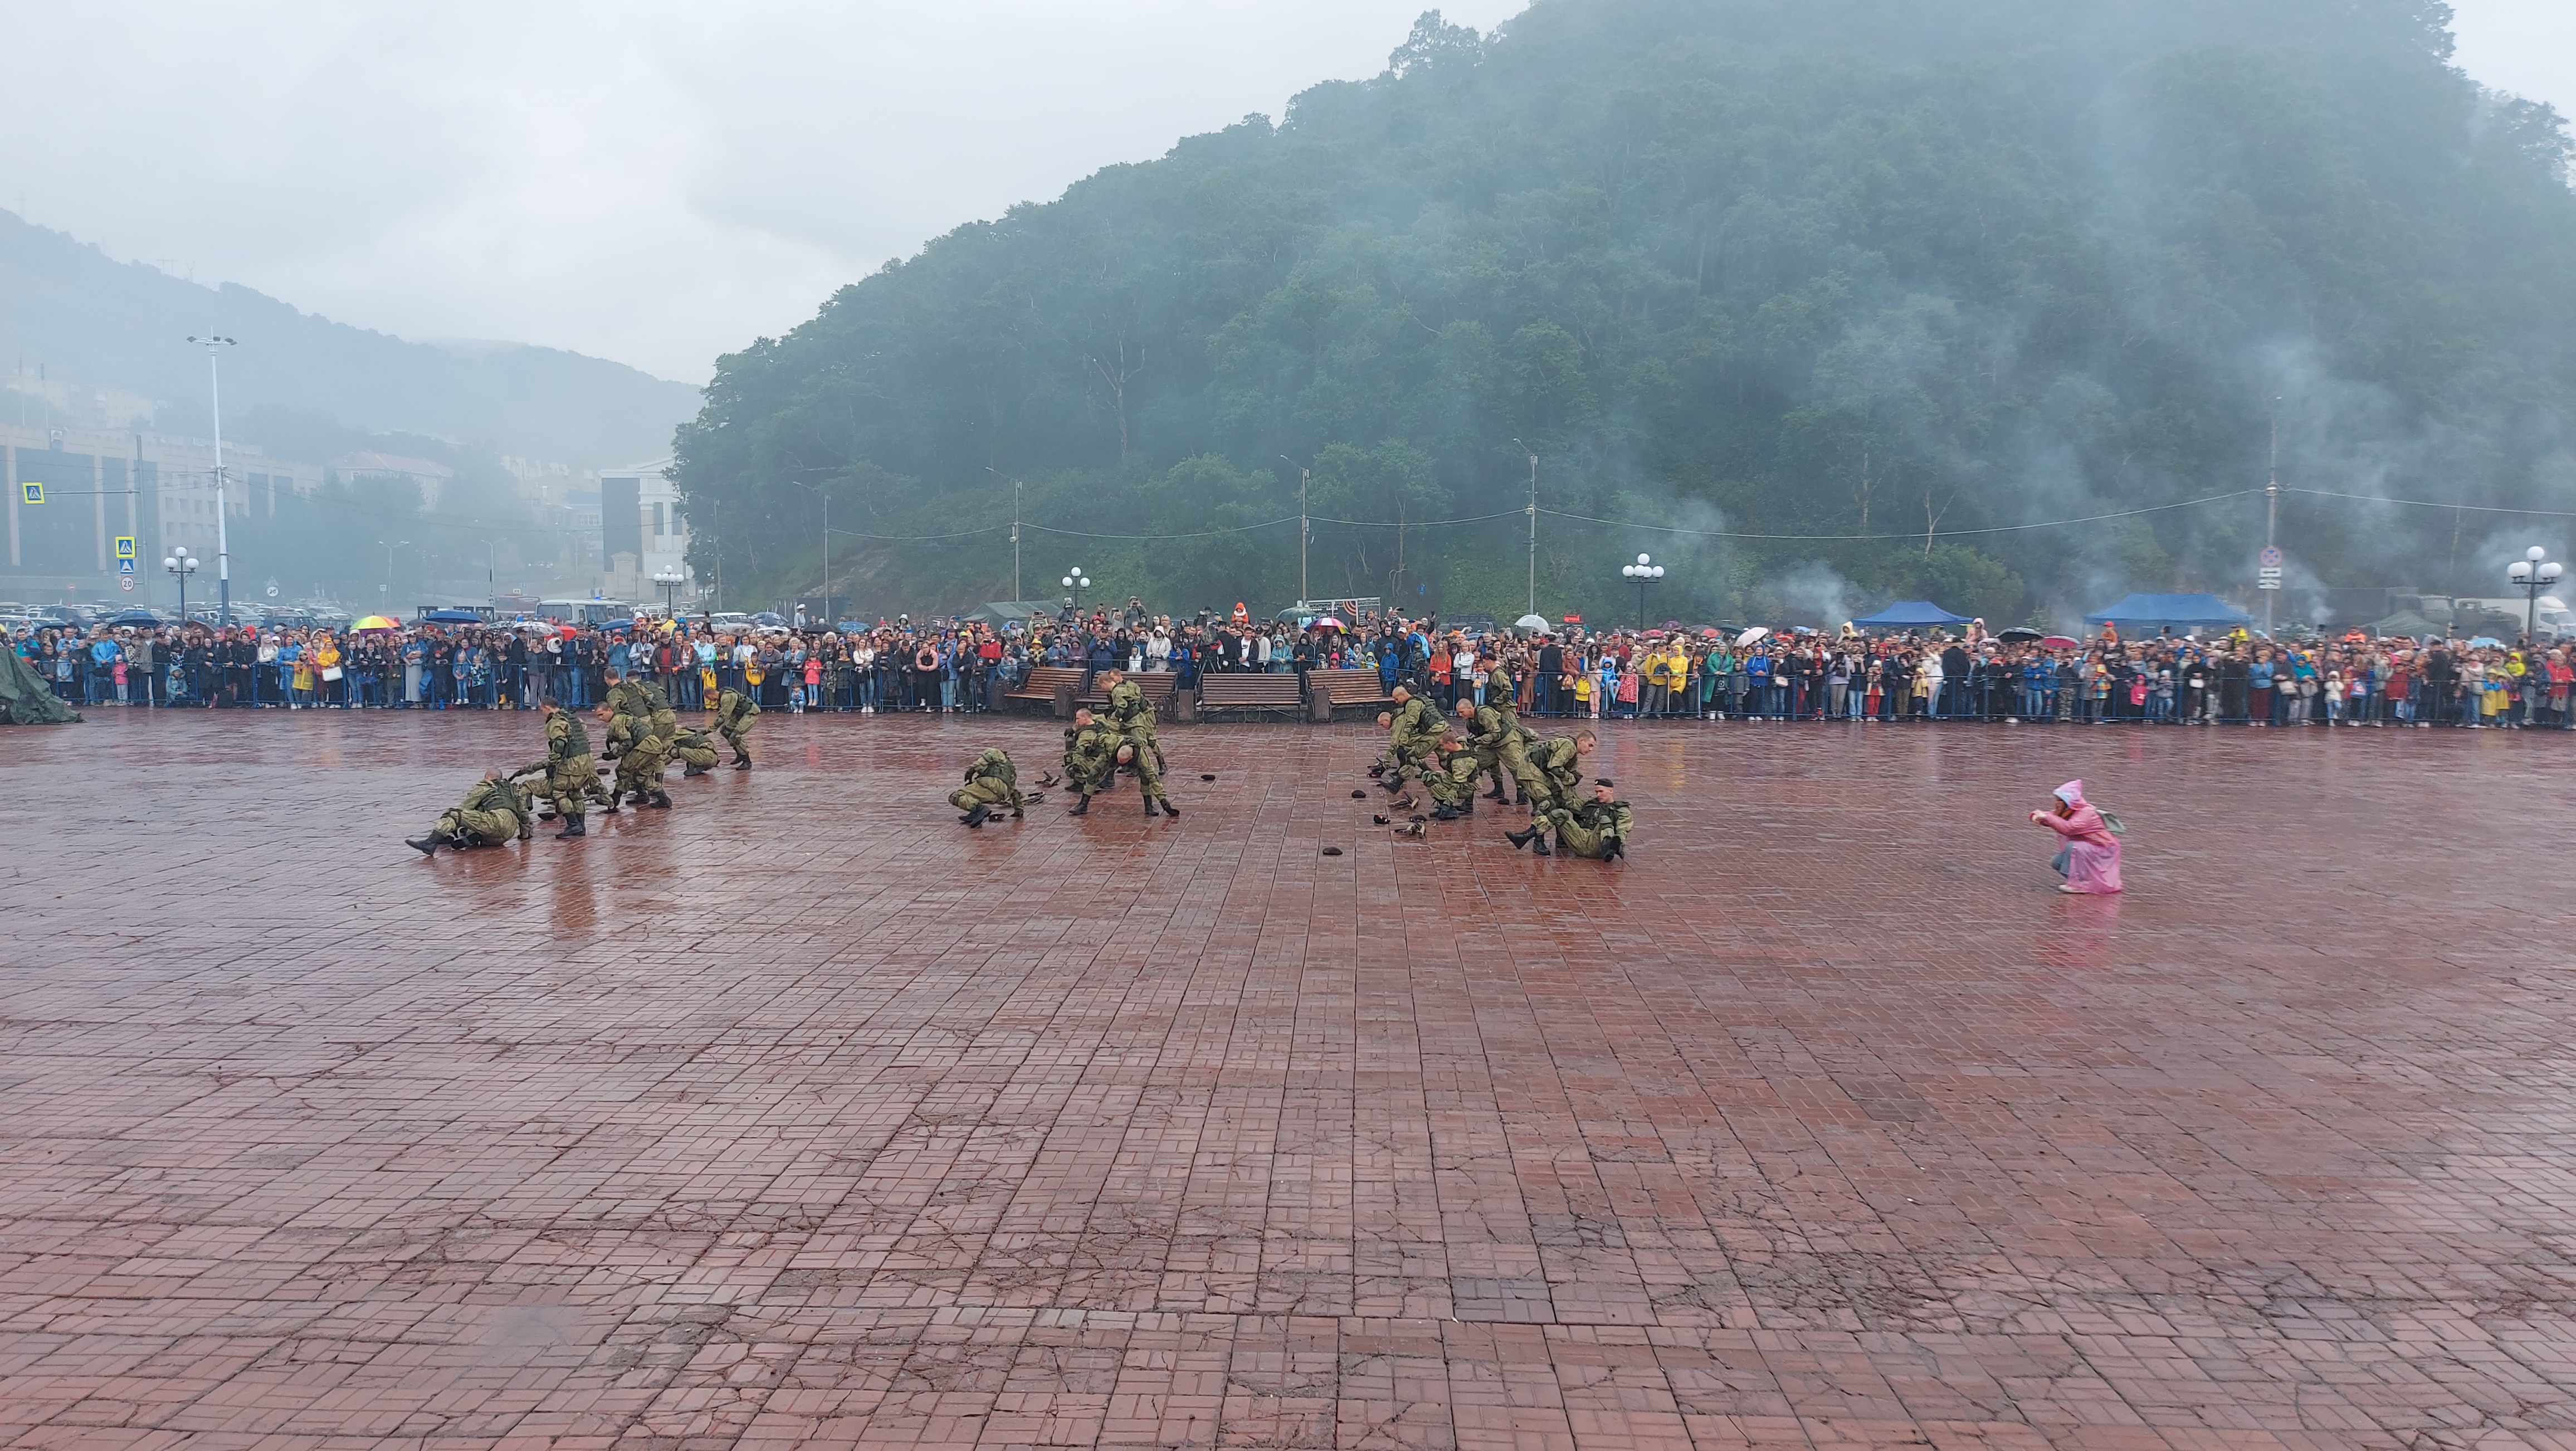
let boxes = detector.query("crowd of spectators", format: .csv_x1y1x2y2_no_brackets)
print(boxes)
13,602,2573,729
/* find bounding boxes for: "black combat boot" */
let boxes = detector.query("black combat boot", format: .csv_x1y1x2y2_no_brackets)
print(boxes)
1530,834,1552,855
1484,783,1509,802
1158,798,1179,819
1431,804,1460,821
405,835,441,856
1602,836,1624,861
1505,826,1537,851
650,792,672,809
1143,798,1160,816
558,815,586,839
684,763,707,777
962,804,991,828
1067,795,1090,816
733,757,752,771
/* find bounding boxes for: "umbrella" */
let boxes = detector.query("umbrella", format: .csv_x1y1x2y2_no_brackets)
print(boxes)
1312,616,1346,630
1996,626,2043,643
353,615,399,631
419,608,484,624
2041,635,2080,649
2470,635,2504,648
748,611,788,627
101,609,165,627
1699,626,1722,638
1514,613,1549,631
1735,626,1769,647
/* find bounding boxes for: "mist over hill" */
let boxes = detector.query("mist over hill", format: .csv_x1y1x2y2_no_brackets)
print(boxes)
0,208,700,467
677,0,2576,625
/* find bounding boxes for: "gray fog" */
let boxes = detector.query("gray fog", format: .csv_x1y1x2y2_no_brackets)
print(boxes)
0,0,2558,384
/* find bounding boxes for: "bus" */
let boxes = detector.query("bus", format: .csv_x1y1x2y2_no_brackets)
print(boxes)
526,599,633,627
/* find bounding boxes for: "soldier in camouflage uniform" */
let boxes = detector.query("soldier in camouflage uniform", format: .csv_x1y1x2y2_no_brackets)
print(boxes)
1517,778,1633,860
1422,730,1485,820
1372,685,1440,789
1521,728,1599,814
406,770,533,855
671,726,721,776
517,698,613,838
711,686,759,769
1099,669,1166,772
949,747,1030,827
598,703,674,808
1455,697,1539,807
1061,709,1123,816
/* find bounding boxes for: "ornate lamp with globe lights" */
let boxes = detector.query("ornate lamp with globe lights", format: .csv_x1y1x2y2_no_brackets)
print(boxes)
2507,546,2563,644
164,546,199,620
1620,553,1665,630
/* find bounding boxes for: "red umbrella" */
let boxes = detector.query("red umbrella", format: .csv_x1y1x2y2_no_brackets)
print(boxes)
2041,635,2080,649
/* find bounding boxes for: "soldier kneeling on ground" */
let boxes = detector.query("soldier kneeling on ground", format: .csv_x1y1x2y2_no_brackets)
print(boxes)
950,747,1035,827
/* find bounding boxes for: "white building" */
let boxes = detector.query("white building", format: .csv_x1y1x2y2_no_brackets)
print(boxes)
595,460,694,607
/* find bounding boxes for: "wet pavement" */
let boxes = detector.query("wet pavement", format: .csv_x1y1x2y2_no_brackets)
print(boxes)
4,708,2573,1449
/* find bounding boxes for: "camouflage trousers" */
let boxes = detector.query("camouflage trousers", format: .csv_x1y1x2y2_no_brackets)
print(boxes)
436,806,526,848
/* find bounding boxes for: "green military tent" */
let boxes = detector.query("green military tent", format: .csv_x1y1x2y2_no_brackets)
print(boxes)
0,647,82,723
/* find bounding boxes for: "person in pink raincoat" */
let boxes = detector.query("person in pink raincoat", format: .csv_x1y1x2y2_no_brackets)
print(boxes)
2031,779,2121,894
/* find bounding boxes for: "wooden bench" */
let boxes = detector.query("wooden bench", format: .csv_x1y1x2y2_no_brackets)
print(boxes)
1306,668,1395,719
1197,672,1304,719
1006,665,1090,714
1077,671,1182,719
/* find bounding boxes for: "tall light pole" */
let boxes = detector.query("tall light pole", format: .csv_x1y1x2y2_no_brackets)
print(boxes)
652,567,686,619
1621,553,1664,630
186,335,237,624
2507,546,2563,644
789,480,830,622
377,539,408,610
1278,455,1310,607
2262,400,2280,638
989,468,1026,601
164,546,198,620
1061,565,1091,619
1513,440,1539,618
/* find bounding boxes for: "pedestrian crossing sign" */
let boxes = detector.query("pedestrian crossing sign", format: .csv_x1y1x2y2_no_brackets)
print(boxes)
119,558,135,574
114,536,135,559
19,482,40,504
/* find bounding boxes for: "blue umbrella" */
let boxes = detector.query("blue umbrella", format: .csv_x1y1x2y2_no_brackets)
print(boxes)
748,611,788,627
419,608,485,624
103,609,167,627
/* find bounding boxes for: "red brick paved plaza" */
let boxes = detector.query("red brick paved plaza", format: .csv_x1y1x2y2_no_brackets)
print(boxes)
4,710,2573,1449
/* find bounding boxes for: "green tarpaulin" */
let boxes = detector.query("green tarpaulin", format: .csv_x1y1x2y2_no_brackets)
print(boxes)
0,648,82,724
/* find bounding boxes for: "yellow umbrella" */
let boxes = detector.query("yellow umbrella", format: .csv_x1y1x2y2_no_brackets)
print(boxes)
353,615,399,631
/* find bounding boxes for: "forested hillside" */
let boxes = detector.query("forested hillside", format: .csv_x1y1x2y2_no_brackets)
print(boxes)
0,209,699,465
674,0,2576,625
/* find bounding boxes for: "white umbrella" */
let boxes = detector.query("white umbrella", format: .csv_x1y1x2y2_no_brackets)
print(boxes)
1735,626,1769,647
1514,613,1549,632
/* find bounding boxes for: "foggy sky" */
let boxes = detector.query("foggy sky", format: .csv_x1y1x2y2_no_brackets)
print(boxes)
1,0,2560,387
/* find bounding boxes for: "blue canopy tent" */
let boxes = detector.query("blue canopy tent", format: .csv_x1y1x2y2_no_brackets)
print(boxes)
2084,593,2253,631
1850,601,1973,628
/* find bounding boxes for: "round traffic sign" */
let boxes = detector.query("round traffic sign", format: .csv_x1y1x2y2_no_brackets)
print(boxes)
119,576,135,593
2259,545,2283,568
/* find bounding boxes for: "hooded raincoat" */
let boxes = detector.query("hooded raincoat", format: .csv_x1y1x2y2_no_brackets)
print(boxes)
2038,779,2122,894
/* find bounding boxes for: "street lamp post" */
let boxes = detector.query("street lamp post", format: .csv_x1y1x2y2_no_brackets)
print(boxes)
164,546,199,620
185,335,237,625
1620,553,1664,631
653,567,687,620
377,539,409,610
788,480,830,623
2506,546,2564,644
1061,566,1091,620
